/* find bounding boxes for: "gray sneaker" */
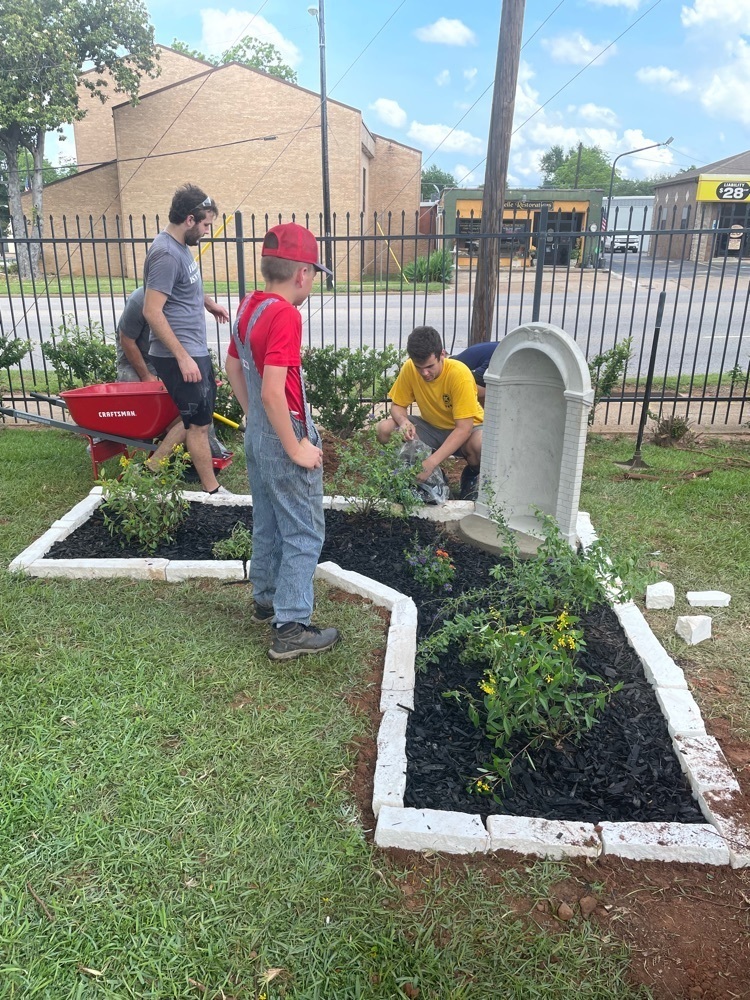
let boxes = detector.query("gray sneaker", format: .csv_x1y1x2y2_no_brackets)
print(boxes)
251,602,274,624
269,622,340,660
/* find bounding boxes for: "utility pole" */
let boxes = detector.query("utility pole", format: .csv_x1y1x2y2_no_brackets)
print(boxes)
470,0,525,345
309,1,334,289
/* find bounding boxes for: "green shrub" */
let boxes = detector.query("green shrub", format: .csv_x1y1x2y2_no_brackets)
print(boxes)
330,428,424,517
98,447,190,553
403,248,453,284
303,345,403,438
212,521,253,577
42,316,116,389
0,333,30,376
587,338,632,424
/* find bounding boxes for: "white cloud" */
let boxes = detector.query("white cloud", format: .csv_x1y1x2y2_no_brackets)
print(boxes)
576,103,619,126
513,60,541,124
463,67,478,90
699,38,750,124
200,8,301,67
414,18,477,46
407,121,484,155
636,65,692,93
369,98,407,129
506,61,675,185
681,0,750,29
453,163,477,186
435,69,451,87
541,32,616,66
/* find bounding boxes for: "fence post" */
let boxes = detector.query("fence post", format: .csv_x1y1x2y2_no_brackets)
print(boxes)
531,204,548,322
235,211,246,300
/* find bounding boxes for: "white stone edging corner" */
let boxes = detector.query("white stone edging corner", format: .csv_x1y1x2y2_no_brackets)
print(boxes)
8,493,748,867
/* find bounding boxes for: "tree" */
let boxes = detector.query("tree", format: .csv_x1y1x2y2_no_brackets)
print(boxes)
421,165,457,201
540,144,614,190
171,36,297,84
1,150,77,233
0,0,157,276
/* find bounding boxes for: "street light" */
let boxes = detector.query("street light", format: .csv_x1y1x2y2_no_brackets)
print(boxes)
308,3,334,289
606,136,674,231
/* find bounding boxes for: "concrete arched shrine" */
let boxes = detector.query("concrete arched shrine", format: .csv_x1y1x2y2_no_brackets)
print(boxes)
465,322,594,549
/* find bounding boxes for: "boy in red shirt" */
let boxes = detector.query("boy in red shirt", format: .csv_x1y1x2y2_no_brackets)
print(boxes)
225,224,339,660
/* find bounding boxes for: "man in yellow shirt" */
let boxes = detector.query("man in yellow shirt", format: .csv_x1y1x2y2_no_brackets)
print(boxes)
376,326,483,499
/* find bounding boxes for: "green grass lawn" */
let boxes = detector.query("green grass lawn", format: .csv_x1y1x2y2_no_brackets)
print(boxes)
581,434,750,733
0,428,650,1000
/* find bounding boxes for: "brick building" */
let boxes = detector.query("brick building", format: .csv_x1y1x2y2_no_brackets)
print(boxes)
651,150,750,263
23,46,422,281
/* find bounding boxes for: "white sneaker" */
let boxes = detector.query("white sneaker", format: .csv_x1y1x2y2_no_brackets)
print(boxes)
212,485,238,497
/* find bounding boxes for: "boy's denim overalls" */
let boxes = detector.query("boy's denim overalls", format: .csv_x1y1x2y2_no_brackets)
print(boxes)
231,298,325,625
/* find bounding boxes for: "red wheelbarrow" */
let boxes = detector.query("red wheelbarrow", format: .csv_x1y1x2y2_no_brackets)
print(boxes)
1,381,234,479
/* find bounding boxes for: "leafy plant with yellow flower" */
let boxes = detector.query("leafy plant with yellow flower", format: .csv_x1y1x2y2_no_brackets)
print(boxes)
98,446,190,552
454,610,621,792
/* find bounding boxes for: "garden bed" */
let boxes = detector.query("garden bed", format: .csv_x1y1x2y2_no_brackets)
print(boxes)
45,503,701,822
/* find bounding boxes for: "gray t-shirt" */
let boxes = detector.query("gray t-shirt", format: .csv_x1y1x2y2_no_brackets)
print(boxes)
116,286,150,371
143,230,207,358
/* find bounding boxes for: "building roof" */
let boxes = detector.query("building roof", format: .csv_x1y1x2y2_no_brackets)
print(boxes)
653,149,750,189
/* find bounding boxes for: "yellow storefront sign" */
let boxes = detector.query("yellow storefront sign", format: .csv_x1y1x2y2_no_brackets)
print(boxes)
696,175,750,202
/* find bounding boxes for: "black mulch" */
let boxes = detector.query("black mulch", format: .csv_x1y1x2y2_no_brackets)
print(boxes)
47,501,704,825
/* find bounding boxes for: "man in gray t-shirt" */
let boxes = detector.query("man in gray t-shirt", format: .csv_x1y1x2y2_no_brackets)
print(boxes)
142,184,230,494
116,286,156,382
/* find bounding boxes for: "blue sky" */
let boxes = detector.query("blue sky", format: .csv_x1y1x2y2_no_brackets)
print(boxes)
53,0,750,185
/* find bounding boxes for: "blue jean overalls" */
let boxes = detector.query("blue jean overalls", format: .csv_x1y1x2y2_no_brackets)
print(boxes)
231,298,325,626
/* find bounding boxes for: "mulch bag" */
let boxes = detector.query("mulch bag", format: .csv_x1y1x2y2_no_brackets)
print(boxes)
398,437,450,506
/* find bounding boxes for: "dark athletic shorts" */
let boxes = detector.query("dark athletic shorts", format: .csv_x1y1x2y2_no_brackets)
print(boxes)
151,354,216,429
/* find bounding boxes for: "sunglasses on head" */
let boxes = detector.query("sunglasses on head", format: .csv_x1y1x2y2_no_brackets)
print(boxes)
190,196,213,214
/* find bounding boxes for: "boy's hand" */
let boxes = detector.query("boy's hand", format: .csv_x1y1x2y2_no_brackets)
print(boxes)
293,437,324,469
416,456,437,482
399,419,416,441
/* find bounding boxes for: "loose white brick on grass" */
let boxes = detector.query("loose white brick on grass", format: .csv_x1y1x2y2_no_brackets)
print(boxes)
655,687,706,737
646,581,675,609
375,806,489,854
599,822,730,865
675,615,712,645
27,558,169,581
672,734,741,798
613,601,688,689
372,709,408,817
686,590,731,608
487,816,600,859
165,560,245,582
315,562,403,610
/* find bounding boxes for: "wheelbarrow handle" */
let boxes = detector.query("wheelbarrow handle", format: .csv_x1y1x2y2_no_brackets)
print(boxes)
29,391,67,409
213,411,240,429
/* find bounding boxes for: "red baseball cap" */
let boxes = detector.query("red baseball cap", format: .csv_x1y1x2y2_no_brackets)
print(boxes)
261,223,333,276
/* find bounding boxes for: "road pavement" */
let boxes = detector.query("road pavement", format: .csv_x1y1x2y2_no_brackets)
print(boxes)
2,256,748,380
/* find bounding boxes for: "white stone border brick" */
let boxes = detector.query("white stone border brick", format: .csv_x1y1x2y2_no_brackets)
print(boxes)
9,495,748,866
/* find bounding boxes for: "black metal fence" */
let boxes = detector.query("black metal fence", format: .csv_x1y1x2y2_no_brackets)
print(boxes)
1,209,748,430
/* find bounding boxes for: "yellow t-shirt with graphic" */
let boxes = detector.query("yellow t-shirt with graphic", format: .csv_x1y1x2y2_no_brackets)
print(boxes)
389,357,484,431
